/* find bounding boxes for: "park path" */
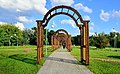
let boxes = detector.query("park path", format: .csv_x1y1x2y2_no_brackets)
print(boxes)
37,47,93,74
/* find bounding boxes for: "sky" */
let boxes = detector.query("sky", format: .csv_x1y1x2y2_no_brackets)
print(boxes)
0,0,120,36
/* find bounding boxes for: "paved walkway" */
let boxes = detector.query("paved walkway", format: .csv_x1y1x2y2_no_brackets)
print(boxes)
37,47,93,74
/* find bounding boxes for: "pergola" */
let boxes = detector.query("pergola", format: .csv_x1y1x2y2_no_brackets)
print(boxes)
51,29,72,51
36,5,90,65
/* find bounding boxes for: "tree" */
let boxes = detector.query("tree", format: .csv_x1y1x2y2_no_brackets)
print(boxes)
89,35,96,46
0,24,23,46
22,29,30,45
47,30,54,45
22,27,37,45
30,27,37,45
94,32,109,48
71,35,81,46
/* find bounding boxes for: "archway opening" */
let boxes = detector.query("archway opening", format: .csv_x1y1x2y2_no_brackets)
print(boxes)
51,29,72,52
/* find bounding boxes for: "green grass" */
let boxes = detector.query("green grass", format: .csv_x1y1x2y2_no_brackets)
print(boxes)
71,46,120,74
0,45,52,74
71,46,81,60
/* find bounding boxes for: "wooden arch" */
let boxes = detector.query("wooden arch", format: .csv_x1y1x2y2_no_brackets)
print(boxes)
51,29,72,51
36,5,90,65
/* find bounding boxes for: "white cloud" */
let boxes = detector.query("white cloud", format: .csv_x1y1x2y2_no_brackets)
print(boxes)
91,22,94,26
74,3,92,13
84,15,91,20
0,0,48,15
100,10,110,22
15,22,25,31
50,0,74,6
112,10,120,18
34,0,48,15
17,16,32,23
89,32,95,36
61,19,76,28
89,27,94,30
112,28,118,32
0,22,7,25
89,22,94,31
16,9,22,12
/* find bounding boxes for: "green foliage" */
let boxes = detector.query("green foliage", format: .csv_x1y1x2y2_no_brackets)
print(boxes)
48,30,54,45
71,35,81,45
94,33,109,48
29,27,37,45
44,29,54,45
89,36,96,46
0,24,23,46
22,27,37,45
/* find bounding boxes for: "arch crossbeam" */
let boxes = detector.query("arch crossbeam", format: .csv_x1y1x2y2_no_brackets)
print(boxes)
38,5,83,27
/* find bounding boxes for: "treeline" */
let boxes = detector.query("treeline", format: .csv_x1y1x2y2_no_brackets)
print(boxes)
0,24,55,46
0,24,120,48
72,32,120,48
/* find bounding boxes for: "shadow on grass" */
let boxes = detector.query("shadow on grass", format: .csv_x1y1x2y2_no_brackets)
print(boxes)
9,54,37,65
108,56,120,59
45,56,82,65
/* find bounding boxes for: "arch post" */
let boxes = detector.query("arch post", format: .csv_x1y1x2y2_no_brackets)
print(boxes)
80,21,89,65
36,21,44,64
68,35,72,52
53,35,57,50
80,26,83,63
51,35,54,50
84,21,90,65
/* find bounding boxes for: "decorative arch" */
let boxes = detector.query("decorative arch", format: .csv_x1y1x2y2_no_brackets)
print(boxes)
36,5,90,65
40,5,84,27
53,29,69,37
51,29,72,51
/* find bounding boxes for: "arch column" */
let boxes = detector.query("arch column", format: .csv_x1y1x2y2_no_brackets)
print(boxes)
84,21,89,65
80,21,89,65
68,35,72,52
53,35,57,50
36,21,44,64
66,38,69,50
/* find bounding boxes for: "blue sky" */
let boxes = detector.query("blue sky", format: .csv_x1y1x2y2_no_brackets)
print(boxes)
0,0,120,36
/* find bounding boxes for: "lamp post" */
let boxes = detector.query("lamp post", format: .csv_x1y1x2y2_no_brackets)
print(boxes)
45,24,54,55
14,34,18,46
112,28,117,48
114,34,117,48
9,36,13,46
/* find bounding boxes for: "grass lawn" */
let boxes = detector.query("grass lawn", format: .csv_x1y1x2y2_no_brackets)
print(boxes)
0,45,52,74
71,46,120,74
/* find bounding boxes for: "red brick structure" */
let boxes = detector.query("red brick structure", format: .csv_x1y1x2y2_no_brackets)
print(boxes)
51,29,72,51
36,5,90,65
